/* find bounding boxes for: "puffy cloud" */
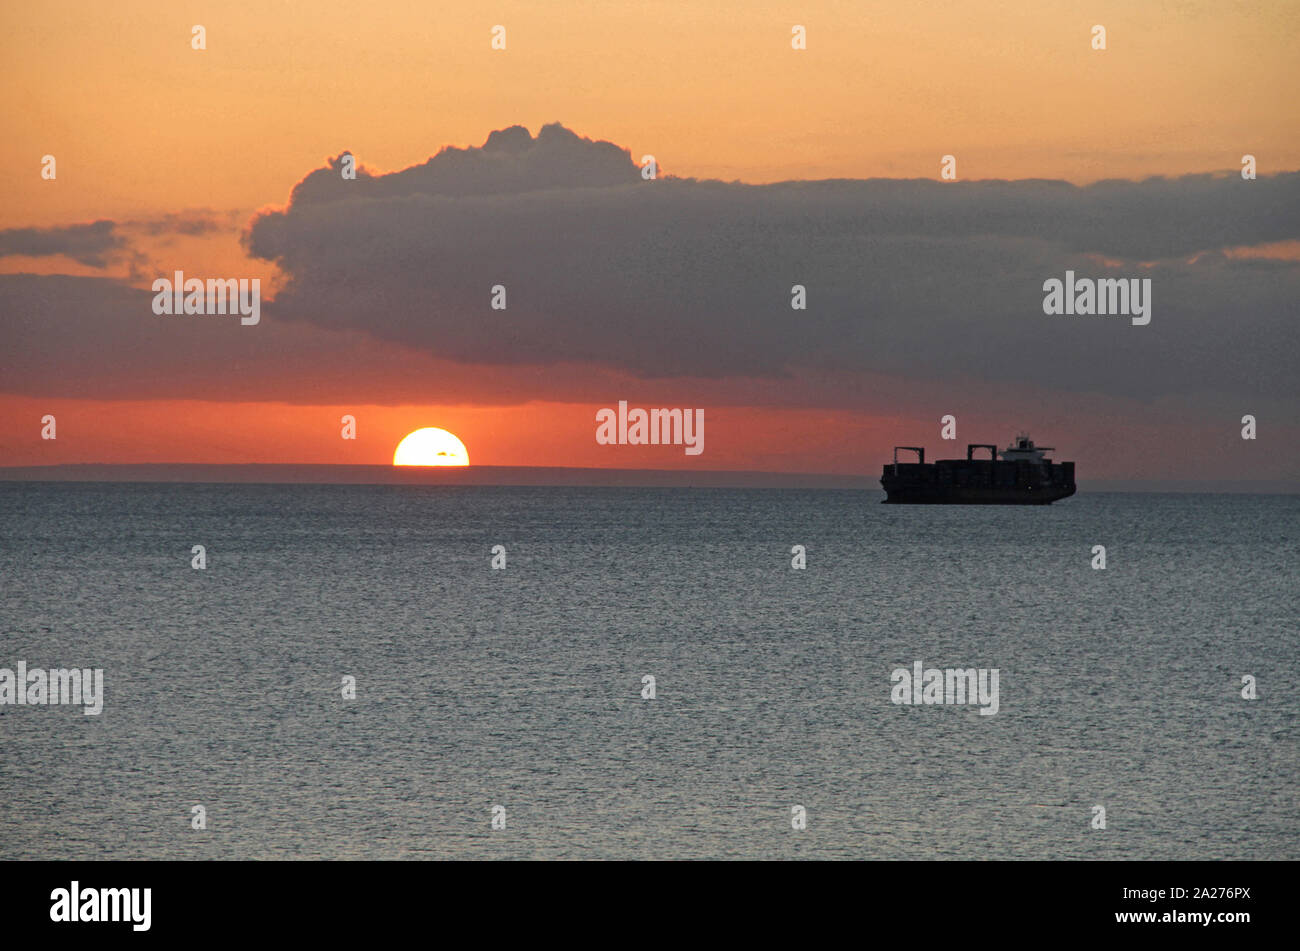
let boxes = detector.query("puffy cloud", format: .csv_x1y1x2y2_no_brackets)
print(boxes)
277,123,640,211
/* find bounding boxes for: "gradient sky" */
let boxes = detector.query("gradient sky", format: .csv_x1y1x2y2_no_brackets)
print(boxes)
2,1,1297,484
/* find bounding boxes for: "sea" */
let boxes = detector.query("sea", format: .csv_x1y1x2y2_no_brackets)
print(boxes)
1,482,1295,860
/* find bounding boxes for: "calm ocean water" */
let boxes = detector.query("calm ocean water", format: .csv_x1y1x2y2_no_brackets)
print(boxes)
1,482,1295,860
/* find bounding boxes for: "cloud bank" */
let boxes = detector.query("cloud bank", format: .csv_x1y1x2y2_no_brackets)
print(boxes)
2,124,1297,414
244,123,1299,402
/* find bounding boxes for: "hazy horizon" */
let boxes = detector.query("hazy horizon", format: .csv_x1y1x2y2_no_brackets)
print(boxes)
0,461,1294,495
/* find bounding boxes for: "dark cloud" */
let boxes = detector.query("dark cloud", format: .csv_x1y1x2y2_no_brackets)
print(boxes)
0,212,238,273
241,124,1299,403
0,220,123,267
0,273,675,407
0,274,461,404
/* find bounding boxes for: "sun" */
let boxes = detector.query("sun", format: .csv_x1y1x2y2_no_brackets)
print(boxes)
393,427,470,466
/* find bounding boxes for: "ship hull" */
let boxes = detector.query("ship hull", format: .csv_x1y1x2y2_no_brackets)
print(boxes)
881,485,1075,504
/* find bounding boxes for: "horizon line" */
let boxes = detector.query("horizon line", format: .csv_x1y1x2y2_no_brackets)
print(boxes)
0,463,1294,495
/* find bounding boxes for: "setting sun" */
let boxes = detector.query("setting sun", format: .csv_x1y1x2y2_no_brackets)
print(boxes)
393,428,470,466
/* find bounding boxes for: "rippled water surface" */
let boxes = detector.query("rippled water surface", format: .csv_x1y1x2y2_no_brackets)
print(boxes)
1,482,1296,859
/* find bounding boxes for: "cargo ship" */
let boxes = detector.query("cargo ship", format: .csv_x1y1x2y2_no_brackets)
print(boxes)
880,434,1076,504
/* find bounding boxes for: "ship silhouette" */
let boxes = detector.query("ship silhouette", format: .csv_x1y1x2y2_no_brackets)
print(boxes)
881,434,1076,504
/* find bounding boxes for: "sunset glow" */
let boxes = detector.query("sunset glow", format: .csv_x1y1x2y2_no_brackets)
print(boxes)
1,1,1297,489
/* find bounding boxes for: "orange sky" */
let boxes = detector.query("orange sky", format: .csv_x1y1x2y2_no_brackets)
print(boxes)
1,395,1279,485
5,0,1298,230
2,1,1297,482
0,396,900,471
